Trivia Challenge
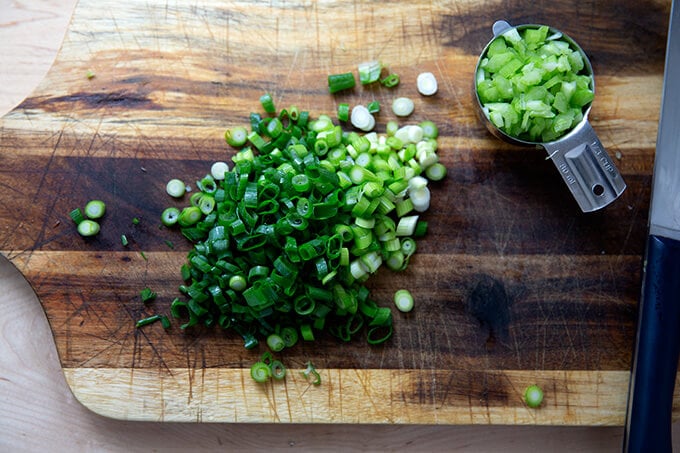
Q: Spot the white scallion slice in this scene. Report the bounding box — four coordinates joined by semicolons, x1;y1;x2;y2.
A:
210;161;230;180
392;97;415;117
166;178;186;198
396;215;419;236
417;72;438;96
410;186;431;212
408;175;428;191
394;289;414;312
350;105;375;131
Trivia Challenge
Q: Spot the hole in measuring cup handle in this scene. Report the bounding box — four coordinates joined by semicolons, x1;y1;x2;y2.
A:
542;121;626;212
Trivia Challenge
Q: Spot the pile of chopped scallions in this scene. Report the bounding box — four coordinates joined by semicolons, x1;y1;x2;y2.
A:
162;95;445;382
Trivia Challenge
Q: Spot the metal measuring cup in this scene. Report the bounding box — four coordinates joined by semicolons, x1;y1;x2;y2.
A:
474;20;626;212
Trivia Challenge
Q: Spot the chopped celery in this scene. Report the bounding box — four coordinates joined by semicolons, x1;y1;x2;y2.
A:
476;25;595;142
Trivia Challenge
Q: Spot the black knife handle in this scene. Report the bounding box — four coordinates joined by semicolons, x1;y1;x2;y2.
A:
625;235;680;453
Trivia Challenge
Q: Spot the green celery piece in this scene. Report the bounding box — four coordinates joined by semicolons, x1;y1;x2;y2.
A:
517;67;543;90
568;51;585;72
487;37;508;57
498;58;523;78
543;74;563;91
557;55;572;72
553;111;576;133
575;74;592;89
489;110;505;129
561;80;577;101
525;100;555;118
553;91;571;113
493;75;514;100
483;52;515;72
526;85;550;102
477;80;502;104
524;26;549;47
486;103;520;132
541;119;563;142
537;55;559;74
529;117;547;141
571;89;595;108
501;28;522;45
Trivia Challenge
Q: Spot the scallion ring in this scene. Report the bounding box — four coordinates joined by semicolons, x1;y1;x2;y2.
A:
269;360;286;380
77;219;100;237
84;200;106;219
425;162;447;181
178;206;202;227
392;97;414;117
210;161;230;180
416;72;438;96
394;289;414;312
350;105;375;132
266;333;285;352
380;73;400;88
166;179;186;198
524;384;544;408
225;126;248;147
337;103;350;122
250;361;271;383
260;93;276;114
161;207;180;226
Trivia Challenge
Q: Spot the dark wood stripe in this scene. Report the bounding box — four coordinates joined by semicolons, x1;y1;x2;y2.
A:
11;251;639;370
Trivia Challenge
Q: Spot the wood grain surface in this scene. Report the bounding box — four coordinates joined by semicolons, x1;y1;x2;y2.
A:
0;0;676;427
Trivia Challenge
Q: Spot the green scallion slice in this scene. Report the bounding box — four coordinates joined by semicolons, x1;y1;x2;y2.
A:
250;361;271;383
394;289;414;313
260;93;276;114
225;126;248;147
136;314;171;329
524;384;544;408
140;287;157;303
380;73;400;88
77;220;100;237
328;72;356;94
84;200;106;219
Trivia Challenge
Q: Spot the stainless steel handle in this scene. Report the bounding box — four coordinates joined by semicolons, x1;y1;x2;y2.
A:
542;121;627;212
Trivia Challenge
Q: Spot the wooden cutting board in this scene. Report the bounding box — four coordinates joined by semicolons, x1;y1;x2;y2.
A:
0;0;675;424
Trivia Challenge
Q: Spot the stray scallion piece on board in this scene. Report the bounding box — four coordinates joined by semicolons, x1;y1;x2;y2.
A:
476;25;594;142
84;200;106;219
524;384;544;408
136;314;171;329
301;361;321;385
163;93;443;371
358;60;382;85
394;289;414;313
166;179;186;198
380;73;400;88
328;72;356;93
77;220;100;237
70;200;106;237
417;72;438;96
140;287;157;303
250;352;287;383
